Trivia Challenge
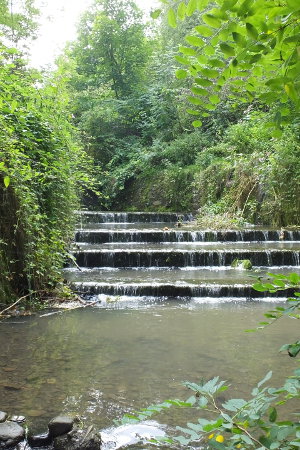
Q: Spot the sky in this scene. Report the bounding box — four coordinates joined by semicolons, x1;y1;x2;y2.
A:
29;0;159;68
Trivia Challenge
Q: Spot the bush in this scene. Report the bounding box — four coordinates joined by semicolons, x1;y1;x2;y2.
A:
0;47;95;303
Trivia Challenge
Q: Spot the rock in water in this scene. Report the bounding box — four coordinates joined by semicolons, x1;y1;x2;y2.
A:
48;416;74;438
28;432;52;447
231;258;252;270
0;413;7;424
0;421;25;448
53;427;101;450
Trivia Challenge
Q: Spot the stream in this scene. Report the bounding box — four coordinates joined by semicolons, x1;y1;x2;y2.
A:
0;211;299;447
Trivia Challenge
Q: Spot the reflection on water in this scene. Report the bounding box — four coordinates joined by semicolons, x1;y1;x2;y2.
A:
0;300;298;434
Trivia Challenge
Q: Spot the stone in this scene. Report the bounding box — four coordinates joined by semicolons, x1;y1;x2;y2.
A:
53;427;101;450
0;421;25;448
0;413;7;424
28;432;52;447
231;258;252;270
48;416;75;438
10;416;26;424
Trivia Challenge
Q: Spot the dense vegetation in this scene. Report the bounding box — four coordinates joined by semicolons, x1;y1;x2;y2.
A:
1;0;300;302
0;1;94;304
62;0;300;227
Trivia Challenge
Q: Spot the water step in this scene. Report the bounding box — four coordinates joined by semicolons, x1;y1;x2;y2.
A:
63;266;300;284
73;249;300;268
64;265;300;298
75;229;300;244
72;242;300;251
76;211;194;224
70;282;296;298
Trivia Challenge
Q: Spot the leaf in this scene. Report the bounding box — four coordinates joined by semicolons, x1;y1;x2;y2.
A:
257;371;272;388
198;396;208;407
204;102;217;110
150;9;162;19
232;32;246;47
188;96;204;105
185;35;205;47
195;77;213;86
250;53;262;63
222;398;247;412
221;0;238;11
287;343;300;357
201;68;219;77
246;22;258;40
202;14;221;28
176;69;188;79
179;46;197;56
238;0;255;16
208;58;226;68
269;407;277;423
284;82;298;103
288;272;300;284
187;109;200;115
186;422;203;432
195;25;213;37
252;283;267;292
204;45;216;55
175;55;190;65
186;0;198;16
209;441;226;449
220;43;235;56
168;8;177;28
192;120;202;127
191;86;209;95
209;94;220;104
177;2;186;21
283;34;300;44
4;176;10;188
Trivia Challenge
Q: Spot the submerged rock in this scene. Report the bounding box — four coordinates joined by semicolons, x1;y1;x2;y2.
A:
48;415;75;438
0;421;25;448
53;426;101;450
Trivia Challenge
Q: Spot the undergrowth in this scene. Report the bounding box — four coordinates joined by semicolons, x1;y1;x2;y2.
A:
0;45;96;304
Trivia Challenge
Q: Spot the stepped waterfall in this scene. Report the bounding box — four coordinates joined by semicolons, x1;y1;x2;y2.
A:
64;211;300;301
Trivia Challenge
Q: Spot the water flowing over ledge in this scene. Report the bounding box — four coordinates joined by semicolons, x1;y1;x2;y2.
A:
65;211;300;301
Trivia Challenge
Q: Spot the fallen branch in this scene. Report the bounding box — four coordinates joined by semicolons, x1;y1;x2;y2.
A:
0;292;37;317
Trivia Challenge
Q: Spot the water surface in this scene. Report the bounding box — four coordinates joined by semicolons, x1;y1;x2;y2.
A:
0;300;298;435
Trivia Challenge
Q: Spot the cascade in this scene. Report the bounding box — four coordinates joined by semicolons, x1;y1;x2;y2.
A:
64;212;300;301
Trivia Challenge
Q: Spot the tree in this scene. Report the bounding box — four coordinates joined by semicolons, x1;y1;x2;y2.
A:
0;0;38;46
71;0;148;99
154;0;300;131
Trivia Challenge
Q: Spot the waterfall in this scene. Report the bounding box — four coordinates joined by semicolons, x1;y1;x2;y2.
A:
66;212;300;301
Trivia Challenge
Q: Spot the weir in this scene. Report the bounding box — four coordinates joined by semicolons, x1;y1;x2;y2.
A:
64;212;300;300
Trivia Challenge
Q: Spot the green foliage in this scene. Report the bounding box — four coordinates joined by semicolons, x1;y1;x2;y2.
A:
250;273;300;357
71;0;148;99
0;44;95;303
0;0;39;45
118;370;300;448
158;0;300;129
231;259;253;269
192;113;300;225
